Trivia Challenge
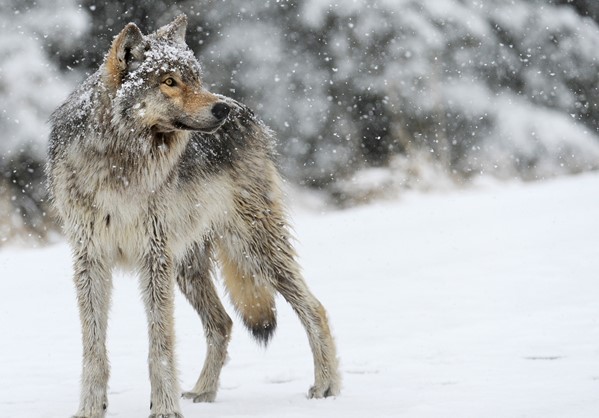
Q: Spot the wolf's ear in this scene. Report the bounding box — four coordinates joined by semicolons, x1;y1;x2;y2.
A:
104;23;144;90
155;14;188;45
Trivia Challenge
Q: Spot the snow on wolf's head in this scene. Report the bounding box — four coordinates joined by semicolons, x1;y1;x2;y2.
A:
103;15;230;134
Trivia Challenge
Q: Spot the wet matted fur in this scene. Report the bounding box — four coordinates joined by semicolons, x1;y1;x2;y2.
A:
47;15;340;418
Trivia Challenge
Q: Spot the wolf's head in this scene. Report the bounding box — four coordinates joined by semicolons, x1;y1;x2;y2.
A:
103;15;229;134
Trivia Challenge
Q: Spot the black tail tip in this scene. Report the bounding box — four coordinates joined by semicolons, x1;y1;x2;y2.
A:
248;319;277;346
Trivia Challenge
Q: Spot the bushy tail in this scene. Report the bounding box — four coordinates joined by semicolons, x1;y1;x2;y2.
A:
218;248;277;345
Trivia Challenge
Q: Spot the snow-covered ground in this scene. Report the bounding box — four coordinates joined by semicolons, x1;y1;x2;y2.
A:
1;173;598;417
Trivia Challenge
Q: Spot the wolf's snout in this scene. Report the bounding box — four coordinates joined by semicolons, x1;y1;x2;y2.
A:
211;102;230;121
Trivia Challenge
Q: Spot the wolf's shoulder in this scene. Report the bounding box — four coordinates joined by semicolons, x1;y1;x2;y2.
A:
48;71;102;159
50;71;102;133
180;96;276;177
216;96;275;147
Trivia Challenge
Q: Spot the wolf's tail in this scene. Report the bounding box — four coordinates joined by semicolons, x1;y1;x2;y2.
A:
218;248;277;345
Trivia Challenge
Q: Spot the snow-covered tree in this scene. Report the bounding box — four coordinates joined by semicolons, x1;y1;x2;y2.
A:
3;0;599;243
0;0;87;243
72;0;599;197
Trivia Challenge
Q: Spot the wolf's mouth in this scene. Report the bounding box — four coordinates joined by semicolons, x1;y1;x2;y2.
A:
153;120;224;134
173;120;224;133
172;121;199;131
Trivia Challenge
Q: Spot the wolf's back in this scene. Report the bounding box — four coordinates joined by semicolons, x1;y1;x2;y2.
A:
48;73;99;164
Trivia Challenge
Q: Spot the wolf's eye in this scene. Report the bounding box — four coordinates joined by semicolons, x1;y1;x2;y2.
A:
163;77;176;87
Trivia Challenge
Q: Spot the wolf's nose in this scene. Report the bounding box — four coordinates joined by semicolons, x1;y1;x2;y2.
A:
211;102;230;121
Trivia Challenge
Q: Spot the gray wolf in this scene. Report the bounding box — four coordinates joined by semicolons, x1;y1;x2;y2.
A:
47;15;340;418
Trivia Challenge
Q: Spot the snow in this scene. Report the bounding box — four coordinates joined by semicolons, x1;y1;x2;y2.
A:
2;173;599;417
5;0;599;199
0;0;85;157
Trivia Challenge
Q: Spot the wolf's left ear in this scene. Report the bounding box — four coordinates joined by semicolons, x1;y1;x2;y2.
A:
156;14;188;45
104;22;145;90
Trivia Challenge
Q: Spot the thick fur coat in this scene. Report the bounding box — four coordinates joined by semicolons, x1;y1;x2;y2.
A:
47;15;339;418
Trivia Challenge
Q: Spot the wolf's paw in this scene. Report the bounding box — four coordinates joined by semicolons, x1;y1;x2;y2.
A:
148;413;183;418
308;382;340;399
72;405;107;418
182;390;217;403
72;415;104;418
72;398;107;418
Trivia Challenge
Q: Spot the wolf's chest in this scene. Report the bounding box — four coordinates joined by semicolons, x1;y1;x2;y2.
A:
90;175;234;265
87;189;151;265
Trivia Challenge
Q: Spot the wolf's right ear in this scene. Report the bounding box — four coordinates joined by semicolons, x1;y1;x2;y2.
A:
104;23;144;90
155;14;188;45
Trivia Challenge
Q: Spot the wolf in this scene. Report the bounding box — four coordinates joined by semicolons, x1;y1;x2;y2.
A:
47;15;340;418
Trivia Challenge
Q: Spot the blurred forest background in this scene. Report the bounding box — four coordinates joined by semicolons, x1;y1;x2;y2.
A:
2;0;599;243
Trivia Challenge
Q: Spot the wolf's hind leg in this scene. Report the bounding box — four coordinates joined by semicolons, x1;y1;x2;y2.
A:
177;242;232;403
273;273;341;398
221;186;341;398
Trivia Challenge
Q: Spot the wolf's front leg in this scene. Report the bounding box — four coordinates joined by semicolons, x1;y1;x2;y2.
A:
140;221;183;418
72;250;112;418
